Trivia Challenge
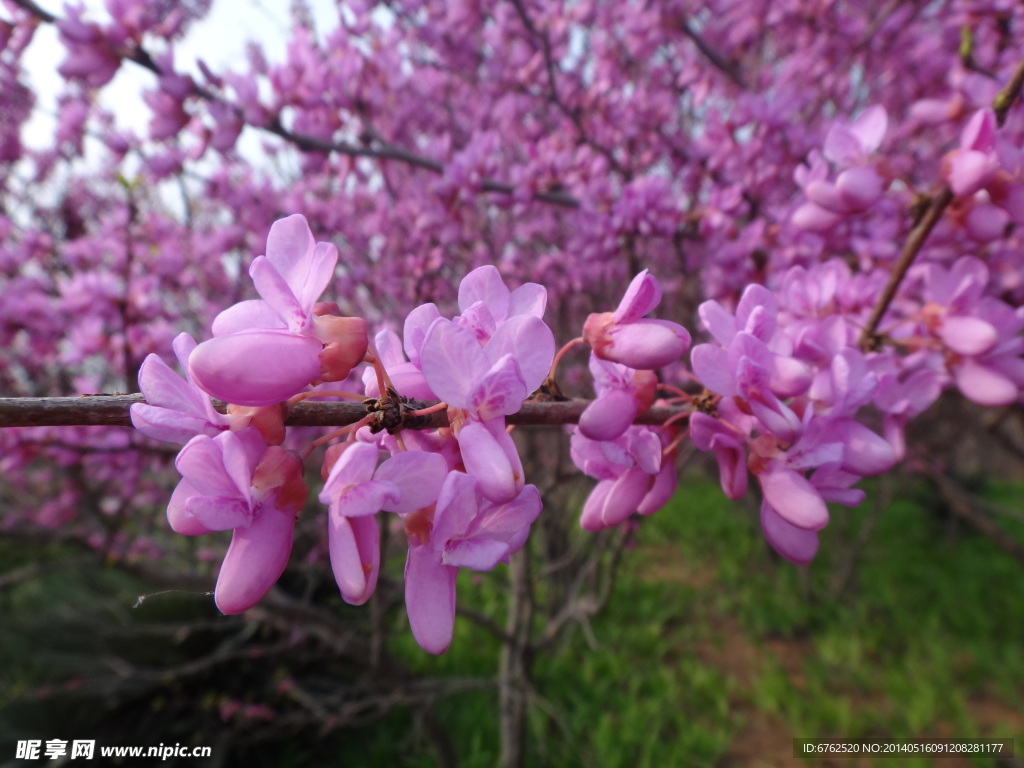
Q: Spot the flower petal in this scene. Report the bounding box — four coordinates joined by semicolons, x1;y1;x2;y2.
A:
337;480;401;518
466;484;542;541
175;434;244;499
250;256;308;333
485;315;555;394
637;460;677;516
404;544;457;655
578;389;638;441
458;420;523;503
329;512;379;605
613;270;662;324
444;538;510;570
836;166;884;210
186;495;253;531
606;319;690;370
421;319;489;408
458;265;510;320
840;420;896;476
432;470;480;546
508;282;547;318
579;468;652;531
954;359;1018;406
691;344;738;396
264;213;316;290
375;450;448;515
937;316;998;356
759;466;828;530
760;500;819;565
137;352;204;414
215;504;295;614
320;442;380;502
211;299;283;336
850;105;887;154
403;303;441;366
468;354;527;420
823;123;863;166
698;300;737;346
189;330;322;406
167;479;214;535
131;403;217;445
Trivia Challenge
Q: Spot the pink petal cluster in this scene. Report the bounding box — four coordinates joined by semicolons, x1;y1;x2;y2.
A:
171;427;306;614
688;281;897;564
942;109;1024;242
189;214;368;406
793;106;890;231
915;257;1024;406
583;270;691;370
404;472;541;654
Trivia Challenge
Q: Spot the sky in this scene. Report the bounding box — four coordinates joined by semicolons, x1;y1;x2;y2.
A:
17;0;339;148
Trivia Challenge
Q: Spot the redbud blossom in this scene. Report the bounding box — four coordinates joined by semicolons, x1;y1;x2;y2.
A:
189;214;368;406
404;472;541;654
583;270;691;370
170;428;307;614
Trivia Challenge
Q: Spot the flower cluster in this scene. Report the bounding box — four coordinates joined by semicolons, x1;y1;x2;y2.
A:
123;182;1024;648
5;0;1024;665
131;216;553;653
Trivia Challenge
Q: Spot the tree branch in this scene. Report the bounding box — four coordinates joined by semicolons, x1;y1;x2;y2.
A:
678;18;747;90
926;468;1024;567
0;395;689;429
858;55;1024;349
10;0;580;209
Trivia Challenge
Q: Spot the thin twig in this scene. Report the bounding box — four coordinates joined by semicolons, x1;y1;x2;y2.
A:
507;0;622;172
926;468;1024;567
857;186;954;349
679;18;746;90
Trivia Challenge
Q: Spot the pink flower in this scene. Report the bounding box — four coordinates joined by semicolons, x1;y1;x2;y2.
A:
319;443;447;605
404;472;541;654
583;271;691;370
420;280;554;501
170;428;307;614
577;355;658;442
56;4;122;88
760;499;818;566
920;257;1024;406
793;106;889;229
571;426;666;530
947;109;999;197
131;332;230;444
189;215;368;406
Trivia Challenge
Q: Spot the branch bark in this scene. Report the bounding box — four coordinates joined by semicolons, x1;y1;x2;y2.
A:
0;395;689;429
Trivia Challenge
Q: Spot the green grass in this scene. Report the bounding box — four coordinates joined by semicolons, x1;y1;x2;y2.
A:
3;473;1022;766
357;473;1024;766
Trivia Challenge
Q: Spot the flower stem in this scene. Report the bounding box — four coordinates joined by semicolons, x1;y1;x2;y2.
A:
302;413;374;459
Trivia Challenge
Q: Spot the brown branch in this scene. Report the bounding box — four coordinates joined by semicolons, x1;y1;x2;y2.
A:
857;185;954;349
9;0;55;22
507;0;622;173
926;468;1024;567
993;56;1024;127
679;18;747;90
859;55;1024;349
11;0;580;209
0;395;689;429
